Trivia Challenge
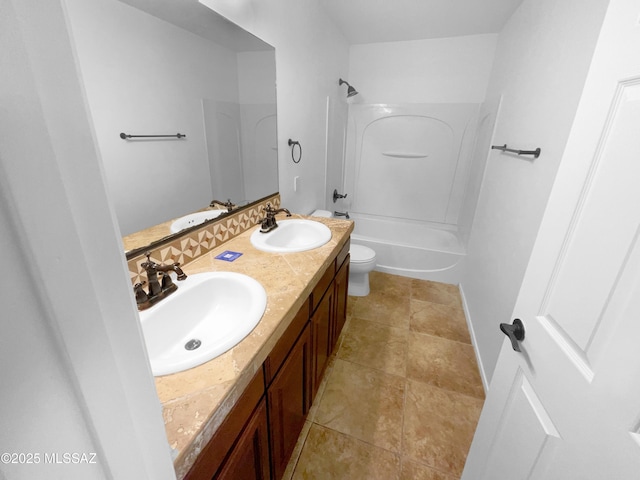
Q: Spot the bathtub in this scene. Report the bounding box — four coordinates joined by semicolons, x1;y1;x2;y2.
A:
348;213;466;285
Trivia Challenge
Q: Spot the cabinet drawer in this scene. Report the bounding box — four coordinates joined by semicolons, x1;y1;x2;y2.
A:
264;297;310;385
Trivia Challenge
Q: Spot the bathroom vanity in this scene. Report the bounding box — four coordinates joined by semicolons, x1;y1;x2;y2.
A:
126;206;353;480
185;238;350;480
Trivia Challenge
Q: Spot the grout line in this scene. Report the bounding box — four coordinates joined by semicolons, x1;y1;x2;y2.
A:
310;422;402;457
409;329;480;348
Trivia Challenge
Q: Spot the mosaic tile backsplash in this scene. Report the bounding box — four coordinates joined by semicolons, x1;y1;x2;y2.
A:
127;194;280;284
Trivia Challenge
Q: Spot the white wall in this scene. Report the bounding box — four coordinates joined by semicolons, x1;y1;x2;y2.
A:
348;34;498;105
237;51;278;202
200;0;350;215
238;50;276;105
0;206;105;479
461;0;610;384
1;0;176;477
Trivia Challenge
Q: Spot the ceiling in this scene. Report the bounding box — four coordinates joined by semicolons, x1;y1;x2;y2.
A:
319;0;524;44
120;0;272;51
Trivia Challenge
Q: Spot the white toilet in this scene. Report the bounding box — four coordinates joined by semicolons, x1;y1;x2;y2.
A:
311;210;377;296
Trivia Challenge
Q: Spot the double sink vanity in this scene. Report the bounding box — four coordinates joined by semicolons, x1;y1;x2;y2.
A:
125;197;353;479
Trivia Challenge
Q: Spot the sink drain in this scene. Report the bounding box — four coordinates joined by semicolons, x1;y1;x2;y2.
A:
185;339;202;351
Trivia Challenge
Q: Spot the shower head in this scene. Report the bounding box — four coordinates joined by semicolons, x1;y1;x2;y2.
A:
339;78;358;98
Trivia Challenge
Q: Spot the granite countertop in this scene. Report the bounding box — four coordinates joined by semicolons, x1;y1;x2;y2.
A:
151;214;353;479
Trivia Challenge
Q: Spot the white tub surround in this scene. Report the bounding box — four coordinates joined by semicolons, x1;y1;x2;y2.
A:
337;103;478;284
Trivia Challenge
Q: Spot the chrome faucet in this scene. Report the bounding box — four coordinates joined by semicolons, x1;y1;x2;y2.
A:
334;210;350;219
259;203;291;233
210;198;236;212
134;252;187;310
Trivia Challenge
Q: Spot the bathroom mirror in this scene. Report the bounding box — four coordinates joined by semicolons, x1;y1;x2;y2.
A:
66;0;278;247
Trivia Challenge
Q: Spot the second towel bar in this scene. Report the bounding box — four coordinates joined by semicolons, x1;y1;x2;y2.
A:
491;144;541;158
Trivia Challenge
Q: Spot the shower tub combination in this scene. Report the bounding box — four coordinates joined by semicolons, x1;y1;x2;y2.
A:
338;103;479;285
349;213;465;285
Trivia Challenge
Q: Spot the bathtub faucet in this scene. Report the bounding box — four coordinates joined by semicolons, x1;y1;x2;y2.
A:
334;210;350;219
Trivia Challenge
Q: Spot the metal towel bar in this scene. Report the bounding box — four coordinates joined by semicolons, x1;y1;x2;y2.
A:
491;144;541;158
120;132;186;139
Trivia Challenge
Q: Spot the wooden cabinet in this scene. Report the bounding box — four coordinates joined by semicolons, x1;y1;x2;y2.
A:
215;398;270;480
310;284;334;398
267;322;311;480
186;238;351;480
331;253;350;350
184;370;266;480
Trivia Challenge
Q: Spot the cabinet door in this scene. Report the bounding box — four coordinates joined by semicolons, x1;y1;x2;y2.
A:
311;286;333;399
185;370;265;480
268;322;311;480
331;254;350;350
215;398;270;480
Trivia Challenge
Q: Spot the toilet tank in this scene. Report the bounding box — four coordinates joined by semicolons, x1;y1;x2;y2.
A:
311;209;333;218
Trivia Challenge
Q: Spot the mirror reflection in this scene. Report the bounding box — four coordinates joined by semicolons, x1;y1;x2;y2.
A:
66;0;278;240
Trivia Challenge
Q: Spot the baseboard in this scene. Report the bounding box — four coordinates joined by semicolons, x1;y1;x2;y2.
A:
458;283;489;393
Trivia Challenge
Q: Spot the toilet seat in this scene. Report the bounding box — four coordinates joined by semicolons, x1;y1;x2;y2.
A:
350;244;376;263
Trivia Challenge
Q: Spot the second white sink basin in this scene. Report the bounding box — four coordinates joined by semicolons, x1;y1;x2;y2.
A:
139;272;267;376
250;219;332;253
170;210;225;233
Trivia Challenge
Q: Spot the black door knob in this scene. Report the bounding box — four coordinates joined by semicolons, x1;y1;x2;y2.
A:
500;318;525;352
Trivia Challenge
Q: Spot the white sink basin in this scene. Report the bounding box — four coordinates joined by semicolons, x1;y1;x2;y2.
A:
139;272;267;376
170;210;225;233
250;219;332;253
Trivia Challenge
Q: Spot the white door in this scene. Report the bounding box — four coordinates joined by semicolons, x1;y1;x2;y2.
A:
462;1;640;478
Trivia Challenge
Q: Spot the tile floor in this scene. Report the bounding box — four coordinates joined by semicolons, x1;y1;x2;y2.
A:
284;271;485;480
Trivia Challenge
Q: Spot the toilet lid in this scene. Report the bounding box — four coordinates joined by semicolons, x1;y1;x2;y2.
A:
350;244;376;263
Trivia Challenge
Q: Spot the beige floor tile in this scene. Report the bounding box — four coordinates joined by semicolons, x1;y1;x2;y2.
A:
314;359;405;453
338;317;409;376
411;279;461;307
347;295;358;317
410;299;471;344
407;332;484;399
403;380;483;477
352;290;410;329
370;270;413;296
400;459;458;480
290;273;485;480
292;424;400;480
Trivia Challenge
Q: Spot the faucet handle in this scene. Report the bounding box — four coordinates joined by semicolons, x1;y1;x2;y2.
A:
264;203;276;215
133;282;149;304
141;251;156;268
224;198;236;211
160;272;174;289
